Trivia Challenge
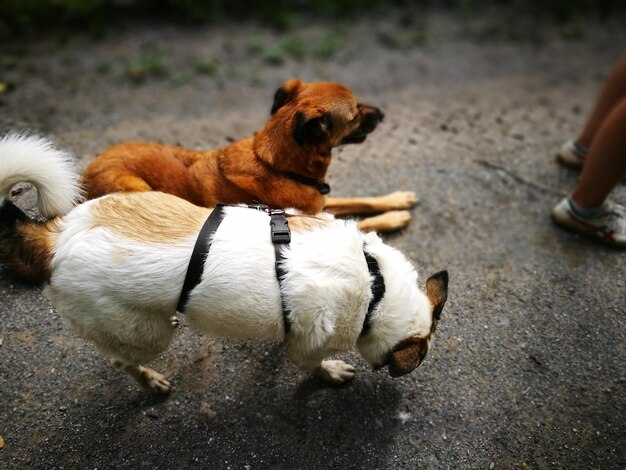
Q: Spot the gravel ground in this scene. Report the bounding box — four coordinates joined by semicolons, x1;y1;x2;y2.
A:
1;9;625;469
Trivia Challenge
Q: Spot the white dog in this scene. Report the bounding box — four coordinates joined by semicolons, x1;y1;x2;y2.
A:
0;133;448;393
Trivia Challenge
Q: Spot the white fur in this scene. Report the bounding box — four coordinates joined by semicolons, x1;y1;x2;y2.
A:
47;198;194;364
0;133;82;217
43;199;435;390
1;134;439;392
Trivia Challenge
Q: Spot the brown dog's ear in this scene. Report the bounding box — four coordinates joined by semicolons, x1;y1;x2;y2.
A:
292;111;332;147
426;270;448;321
388;337;427;378
271;79;301;114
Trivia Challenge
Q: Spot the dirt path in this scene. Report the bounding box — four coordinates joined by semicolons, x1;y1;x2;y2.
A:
1;10;625;469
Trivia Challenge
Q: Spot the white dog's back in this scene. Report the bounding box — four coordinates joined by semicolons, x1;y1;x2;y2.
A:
187;206;371;347
46;196;375;359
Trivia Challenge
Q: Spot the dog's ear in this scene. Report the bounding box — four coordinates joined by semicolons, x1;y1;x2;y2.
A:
388;337;427;378
426;270;448;321
292;111;332;147
271;79;301;114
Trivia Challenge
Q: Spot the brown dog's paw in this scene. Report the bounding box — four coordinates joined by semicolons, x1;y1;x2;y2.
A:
386;210;412;228
315;360;356;384
384;191;419;210
170;315;180;328
358;210;412;233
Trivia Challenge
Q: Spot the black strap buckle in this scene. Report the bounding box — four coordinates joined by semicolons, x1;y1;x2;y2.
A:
270;209;291;244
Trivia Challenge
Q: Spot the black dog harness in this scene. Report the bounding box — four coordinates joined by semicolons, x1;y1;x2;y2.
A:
361;249;386;337
176;204;385;337
176;204;293;332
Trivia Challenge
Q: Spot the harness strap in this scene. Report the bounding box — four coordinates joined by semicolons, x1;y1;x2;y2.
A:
177;204;226;313
176;204;293;337
177;204;383;340
270;210;292;334
360;248;386;337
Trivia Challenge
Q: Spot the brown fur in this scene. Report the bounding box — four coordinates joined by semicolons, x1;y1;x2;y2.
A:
81;80;415;232
90;192;210;244
1;219;59;283
286;214;333;233
388;271;449;377
426;270;448;324
389;336;429;377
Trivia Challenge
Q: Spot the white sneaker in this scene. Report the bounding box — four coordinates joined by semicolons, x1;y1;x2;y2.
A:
556;139;586;167
551;197;626;247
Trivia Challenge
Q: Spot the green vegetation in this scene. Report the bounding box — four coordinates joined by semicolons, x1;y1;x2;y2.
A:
0;0;109;35
246;37;265;55
317;32;343;60
0;1;622;39
280;36;307;61
194;58;220;76
246;31;345;64
262;46;285;66
126;53;167;83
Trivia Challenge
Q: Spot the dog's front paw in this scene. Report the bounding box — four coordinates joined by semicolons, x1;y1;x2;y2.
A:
316;360;356;384
140;367;171;394
170;315;180;328
383;210;412;229
385;191;419;209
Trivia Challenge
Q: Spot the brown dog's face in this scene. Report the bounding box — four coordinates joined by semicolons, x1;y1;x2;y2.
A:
270;79;384;151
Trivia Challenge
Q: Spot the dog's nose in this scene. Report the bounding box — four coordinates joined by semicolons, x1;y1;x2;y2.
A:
374;108;384;122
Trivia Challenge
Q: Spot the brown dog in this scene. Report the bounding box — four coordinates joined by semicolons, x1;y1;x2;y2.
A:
81;80;417;232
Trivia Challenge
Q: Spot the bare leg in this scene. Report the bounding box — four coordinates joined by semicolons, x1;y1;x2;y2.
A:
571;98;626;208
111;358;171;394
578;57;626;149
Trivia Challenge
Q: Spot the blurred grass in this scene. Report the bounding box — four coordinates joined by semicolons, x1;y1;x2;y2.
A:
126;53;167;82
0;0;623;39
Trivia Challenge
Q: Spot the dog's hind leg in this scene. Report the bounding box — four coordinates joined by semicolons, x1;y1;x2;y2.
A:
111;358;171;394
81;171;152;199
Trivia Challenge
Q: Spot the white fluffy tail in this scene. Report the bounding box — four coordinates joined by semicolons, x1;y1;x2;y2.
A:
0;133;82;218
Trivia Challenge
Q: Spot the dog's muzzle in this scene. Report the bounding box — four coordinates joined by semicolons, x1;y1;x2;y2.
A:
340;106;384;145
375;351;426;377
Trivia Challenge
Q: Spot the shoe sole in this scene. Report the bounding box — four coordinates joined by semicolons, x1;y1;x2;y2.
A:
556;152;584;168
551;211;626;248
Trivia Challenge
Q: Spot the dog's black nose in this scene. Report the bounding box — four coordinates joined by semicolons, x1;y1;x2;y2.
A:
375;108;384;122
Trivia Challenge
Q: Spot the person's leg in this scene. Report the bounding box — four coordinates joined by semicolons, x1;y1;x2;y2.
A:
552;97;626;247
577;57;626;149
571;97;626;208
